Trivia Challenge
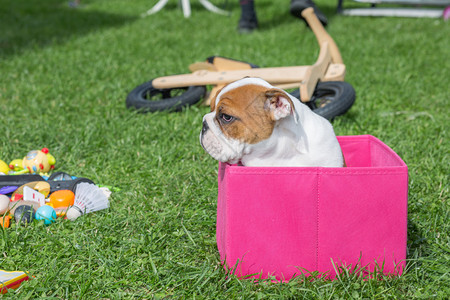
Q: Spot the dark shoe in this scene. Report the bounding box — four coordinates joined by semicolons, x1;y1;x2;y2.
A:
237;17;258;34
290;0;328;27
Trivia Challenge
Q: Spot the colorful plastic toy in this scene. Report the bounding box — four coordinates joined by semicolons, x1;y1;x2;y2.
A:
0;270;30;294
49;190;75;208
22;148;56;174
0;169;111;226
0;195;10;215
5;148;56;175
0;216;10;228
11;181;51;201
13;205;35;225
0;186;17;195
35;205;57;225
9;200;39;216
8;159;24;172
0;160;9;174
0;173;94;195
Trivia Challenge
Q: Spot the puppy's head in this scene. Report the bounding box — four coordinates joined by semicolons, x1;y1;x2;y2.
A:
200;77;296;164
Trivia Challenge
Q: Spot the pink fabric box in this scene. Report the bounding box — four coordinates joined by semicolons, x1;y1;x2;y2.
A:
216;135;408;281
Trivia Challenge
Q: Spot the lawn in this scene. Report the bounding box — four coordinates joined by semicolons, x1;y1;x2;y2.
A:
0;0;448;298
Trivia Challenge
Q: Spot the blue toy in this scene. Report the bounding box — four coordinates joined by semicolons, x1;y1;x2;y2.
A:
35;205;57;225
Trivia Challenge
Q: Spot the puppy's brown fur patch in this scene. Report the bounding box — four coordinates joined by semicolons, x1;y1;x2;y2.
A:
212;85;293;144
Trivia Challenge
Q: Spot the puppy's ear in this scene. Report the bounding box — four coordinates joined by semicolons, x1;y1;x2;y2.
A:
210;86;224;112
265;89;297;122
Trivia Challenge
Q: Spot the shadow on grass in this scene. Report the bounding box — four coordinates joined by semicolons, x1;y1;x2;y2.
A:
0;0;137;58
407;219;429;257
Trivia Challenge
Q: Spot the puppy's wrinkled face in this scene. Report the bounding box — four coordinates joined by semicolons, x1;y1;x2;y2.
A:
200;80;295;164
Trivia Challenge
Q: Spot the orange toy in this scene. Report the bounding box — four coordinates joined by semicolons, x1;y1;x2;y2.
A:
0;216;10;229
49;190;75;208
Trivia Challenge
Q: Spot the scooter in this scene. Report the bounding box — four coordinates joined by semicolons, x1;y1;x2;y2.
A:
126;8;355;120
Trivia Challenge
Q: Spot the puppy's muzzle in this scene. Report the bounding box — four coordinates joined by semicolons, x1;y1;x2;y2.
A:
201;120;209;136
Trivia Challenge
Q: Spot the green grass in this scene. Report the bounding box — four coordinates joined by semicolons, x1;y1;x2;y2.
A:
0;0;449;298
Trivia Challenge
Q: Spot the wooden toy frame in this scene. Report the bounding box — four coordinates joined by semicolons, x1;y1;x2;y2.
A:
154;8;345;103
126;8;355;119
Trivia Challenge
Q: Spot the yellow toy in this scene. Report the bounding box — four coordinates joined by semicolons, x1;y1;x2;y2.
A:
2;149;55;175
11;181;51;200
8;159;24;172
0;160;9;174
49;190;75;208
22;148;55;174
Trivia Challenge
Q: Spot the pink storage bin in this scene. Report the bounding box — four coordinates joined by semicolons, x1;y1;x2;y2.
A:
216;135;408;281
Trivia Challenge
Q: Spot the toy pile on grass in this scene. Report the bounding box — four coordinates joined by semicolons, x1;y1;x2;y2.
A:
0;148;111;228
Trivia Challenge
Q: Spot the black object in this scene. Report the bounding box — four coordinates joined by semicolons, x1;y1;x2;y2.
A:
206;56;260;69
289;81;356;120
0;175;44;189
48;171;73;181
126;79;355;120
47;171;94;192
49;177;94;193
290;0;328;27
126;80;206;113
14;205;35;225
66;178;95;192
237;0;258;33
0;174;95;193
126;56;258;113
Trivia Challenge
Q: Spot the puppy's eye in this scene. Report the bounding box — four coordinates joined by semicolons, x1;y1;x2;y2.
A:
219;113;235;124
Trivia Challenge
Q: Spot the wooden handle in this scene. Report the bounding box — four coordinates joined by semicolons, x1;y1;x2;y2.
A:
153;66;311;89
301;7;343;64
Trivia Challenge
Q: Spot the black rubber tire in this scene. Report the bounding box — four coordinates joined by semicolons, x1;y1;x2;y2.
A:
126;80;206;113
289;81;356;120
48;172;73;181
48;177;95;193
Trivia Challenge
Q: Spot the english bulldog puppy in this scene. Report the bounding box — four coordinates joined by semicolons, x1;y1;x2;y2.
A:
200;77;345;167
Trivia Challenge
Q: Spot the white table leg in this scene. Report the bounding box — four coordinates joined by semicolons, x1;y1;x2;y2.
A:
142;0;170;17
142;0;229;18
181;0;192;18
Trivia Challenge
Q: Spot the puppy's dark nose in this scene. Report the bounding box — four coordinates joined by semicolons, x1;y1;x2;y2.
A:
202;121;209;135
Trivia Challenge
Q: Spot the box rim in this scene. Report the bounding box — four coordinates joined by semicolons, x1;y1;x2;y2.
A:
221;135;407;174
